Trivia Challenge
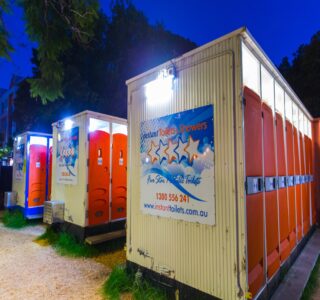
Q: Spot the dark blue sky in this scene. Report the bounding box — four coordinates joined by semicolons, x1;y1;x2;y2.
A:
0;0;319;89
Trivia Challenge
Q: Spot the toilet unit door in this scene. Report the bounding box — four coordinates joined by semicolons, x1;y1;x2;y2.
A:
111;133;127;221
263;103;280;277
293;127;302;241
244;87;265;297
48;146;53;201
285;120;296;250
88;130;110;226
276;113;290;262
28;144;47;207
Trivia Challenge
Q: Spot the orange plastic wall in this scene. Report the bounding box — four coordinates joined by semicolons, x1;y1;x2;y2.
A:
48;146;52;201
263;103;280;277
28;144;47;207
276;113;290;262
293;127;302;241
312;120;320;224
111;133;127;220
285;120;296;250
244;87;265;297
88;130;110;226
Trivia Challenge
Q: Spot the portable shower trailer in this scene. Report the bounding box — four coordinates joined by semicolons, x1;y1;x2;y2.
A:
51;111;127;241
12;132;52;219
126;27;317;300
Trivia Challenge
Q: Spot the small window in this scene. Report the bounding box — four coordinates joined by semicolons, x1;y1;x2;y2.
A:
261;66;274;111
275;82;284;116
242;43;260;95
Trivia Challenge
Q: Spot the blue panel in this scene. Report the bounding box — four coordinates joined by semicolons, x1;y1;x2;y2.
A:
23;206;44;219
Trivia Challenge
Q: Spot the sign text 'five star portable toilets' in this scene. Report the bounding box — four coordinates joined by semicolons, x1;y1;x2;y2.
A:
11;132;52;218
50;111;127;241
125;27;318;300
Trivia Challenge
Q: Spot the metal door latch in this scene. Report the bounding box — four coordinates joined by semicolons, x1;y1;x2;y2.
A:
246;177;264;195
278;176;287;189
265;177;277;192
287;176;294;187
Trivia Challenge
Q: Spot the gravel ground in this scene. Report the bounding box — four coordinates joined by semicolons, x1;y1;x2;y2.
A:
0;223;110;300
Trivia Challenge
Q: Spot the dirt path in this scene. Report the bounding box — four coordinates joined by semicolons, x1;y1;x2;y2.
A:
0;223;110;300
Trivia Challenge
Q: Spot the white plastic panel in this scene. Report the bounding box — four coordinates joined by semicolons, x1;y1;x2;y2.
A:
261;65;274;111
29;136;47;146
285;93;293;122
299;110;304;134
89;117;110;133
242;43;260;95
112;123;127;135
293;102;299;128
275;81;285;116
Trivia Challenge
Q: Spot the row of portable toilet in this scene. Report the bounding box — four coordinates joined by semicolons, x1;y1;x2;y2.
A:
11;111;127;238
244;86;316;296
124;27;320;300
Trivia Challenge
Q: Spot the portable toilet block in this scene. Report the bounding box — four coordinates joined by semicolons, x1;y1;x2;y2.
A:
125;27;317;300
12;132;52;219
51;111;127;240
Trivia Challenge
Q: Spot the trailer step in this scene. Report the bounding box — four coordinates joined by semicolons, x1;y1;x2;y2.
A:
85;229;126;245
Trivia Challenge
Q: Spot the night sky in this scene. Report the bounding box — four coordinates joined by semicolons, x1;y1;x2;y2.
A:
0;0;319;89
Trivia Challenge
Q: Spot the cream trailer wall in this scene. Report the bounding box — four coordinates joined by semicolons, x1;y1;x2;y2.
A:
126;33;247;299
51;113;88;227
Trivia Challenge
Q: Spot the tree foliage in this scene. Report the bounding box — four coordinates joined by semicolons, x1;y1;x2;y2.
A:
279;31;320;117
13;1;196;132
20;0;99;103
0;0;12;59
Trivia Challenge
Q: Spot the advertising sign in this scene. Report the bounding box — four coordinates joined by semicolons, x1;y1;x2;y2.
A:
15;140;25;181
56;126;79;185
140;105;215;225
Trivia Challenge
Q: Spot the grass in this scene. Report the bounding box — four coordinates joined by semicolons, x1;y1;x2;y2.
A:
35;227;98;257
102;265;167;300
301;255;320;300
0;209;41;229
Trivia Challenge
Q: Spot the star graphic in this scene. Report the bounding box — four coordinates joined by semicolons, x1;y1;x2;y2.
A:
174;137;188;163
147;141;159;164
165;139;177;164
156;140;168;164
184;135;200;163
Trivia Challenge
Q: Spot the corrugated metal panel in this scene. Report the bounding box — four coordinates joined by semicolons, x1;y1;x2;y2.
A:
127;35;247;299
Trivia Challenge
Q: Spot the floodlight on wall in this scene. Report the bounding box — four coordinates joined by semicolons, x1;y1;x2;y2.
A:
64;119;74;130
145;66;176;106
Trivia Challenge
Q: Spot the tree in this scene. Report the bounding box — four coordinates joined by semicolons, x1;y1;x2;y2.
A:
0;0;12;59
1;0;100;103
279;31;320;117
102;0;196;117
14;1;197;131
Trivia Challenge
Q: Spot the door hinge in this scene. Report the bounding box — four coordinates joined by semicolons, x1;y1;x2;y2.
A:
261;111;264;118
87;133;90;141
243;97;246;106
87;158;89;167
87;184;89;192
110;178;112;184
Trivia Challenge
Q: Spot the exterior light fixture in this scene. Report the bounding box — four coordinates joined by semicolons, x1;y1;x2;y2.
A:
145;66;176;106
64;119;74;130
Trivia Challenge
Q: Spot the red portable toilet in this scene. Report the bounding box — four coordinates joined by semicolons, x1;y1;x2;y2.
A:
11;132;52;218
51;111;127;241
